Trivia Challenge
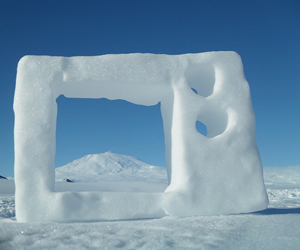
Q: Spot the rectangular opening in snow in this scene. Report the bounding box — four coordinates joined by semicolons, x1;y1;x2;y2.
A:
55;96;168;193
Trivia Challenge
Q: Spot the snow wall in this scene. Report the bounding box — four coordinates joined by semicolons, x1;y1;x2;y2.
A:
14;52;268;222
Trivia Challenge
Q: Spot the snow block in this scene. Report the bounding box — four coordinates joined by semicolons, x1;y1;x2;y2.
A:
14;52;268;222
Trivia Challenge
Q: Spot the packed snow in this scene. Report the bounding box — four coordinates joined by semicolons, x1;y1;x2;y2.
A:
0;155;300;249
14;52;267;222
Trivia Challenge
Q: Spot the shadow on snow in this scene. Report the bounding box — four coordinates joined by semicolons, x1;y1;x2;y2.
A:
253;207;300;215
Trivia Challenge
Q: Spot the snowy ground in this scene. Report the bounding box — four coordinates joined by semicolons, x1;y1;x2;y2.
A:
1;166;300;249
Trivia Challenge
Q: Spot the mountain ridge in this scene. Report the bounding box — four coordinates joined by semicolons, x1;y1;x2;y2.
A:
55;152;168;183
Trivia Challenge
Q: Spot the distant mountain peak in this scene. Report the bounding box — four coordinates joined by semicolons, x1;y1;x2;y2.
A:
55;152;168;183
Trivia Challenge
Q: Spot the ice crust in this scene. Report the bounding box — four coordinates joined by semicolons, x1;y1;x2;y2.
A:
14;52;268;222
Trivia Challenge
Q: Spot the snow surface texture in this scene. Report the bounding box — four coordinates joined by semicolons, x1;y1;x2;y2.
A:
1;165;300;250
14;52;268;222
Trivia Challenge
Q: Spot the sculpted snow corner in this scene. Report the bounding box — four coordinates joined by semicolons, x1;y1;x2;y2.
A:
13;52;268;222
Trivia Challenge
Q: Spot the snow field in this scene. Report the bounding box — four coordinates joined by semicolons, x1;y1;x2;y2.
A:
1;165;300;249
1;187;300;250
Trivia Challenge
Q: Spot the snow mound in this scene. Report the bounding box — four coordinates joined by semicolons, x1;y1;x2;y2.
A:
55;152;168;183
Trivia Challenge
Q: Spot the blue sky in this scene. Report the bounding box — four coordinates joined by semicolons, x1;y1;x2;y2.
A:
0;0;299;177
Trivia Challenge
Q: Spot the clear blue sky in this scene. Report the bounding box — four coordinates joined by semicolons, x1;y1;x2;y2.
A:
0;0;299;178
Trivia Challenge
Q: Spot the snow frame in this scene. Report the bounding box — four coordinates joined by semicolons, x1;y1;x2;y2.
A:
14;52;268;222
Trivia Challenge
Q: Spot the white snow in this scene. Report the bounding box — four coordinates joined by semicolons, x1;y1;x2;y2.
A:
13;52;267;222
55;152;168;183
1;164;300;249
55;152;168;193
264;166;300;189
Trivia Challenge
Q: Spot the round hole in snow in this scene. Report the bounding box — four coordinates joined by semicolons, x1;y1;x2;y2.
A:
185;63;215;97
191;88;198;94
196;120;207;136
197;104;228;138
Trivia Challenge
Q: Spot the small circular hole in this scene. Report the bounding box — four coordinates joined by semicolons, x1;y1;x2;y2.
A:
191;88;198;94
196;120;207;136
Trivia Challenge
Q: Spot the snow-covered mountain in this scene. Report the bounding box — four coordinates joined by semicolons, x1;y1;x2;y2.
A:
264;166;300;189
55;152;168;183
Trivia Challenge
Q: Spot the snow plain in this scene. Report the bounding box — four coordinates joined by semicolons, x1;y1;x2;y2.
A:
1;154;300;249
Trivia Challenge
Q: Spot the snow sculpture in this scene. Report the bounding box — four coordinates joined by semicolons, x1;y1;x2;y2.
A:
14;52;268;222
